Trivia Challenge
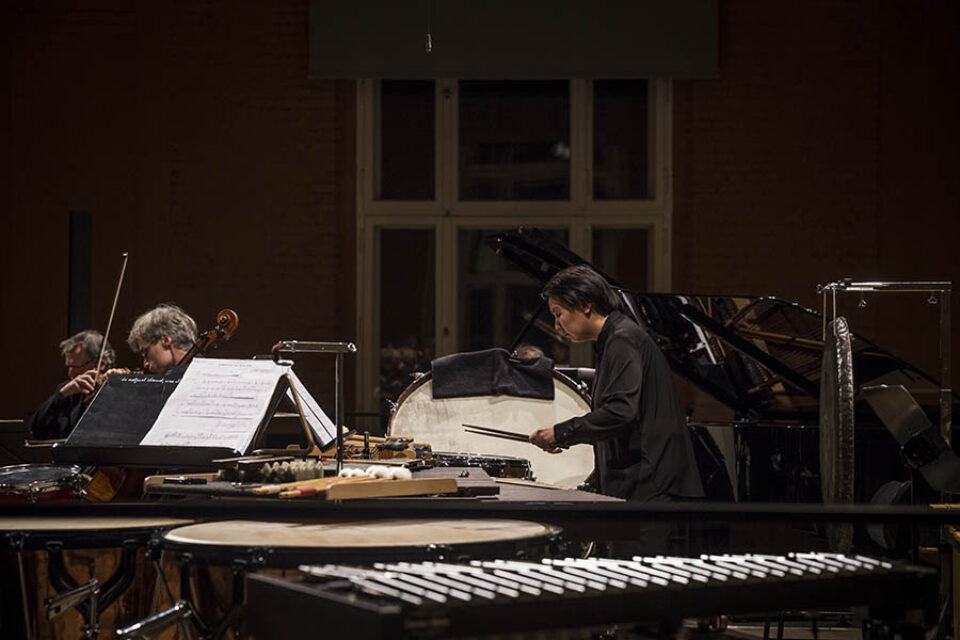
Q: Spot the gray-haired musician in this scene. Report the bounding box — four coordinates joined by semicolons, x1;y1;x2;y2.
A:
529;265;704;554
27;330;116;440
127;304;197;375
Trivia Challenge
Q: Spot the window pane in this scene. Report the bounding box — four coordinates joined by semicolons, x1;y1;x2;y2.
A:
378;229;435;428
593;80;651;200
459;81;570;201
377;80;435;200
458;227;569;364
591;228;650;290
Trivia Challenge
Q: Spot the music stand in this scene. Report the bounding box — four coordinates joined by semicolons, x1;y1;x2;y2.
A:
271;340;356;475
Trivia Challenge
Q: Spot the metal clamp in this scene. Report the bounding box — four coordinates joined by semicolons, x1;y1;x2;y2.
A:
116;600;197;640
45;578;99;622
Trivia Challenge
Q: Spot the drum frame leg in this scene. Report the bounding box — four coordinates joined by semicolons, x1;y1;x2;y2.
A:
177;555;232;639
16;551;35;640
206;564;246;640
179;558;209;634
45;540;142;637
97;540;140;612
174;557;247;640
151;554;197;639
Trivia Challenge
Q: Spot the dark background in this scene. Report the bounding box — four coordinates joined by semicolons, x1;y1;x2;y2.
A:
2;0;957;422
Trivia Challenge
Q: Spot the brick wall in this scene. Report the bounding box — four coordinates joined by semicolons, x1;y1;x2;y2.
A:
1;0;356;420
673;0;960;386
2;0;957;428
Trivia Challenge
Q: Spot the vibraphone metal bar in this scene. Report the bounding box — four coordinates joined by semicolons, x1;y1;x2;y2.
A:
246;553;936;639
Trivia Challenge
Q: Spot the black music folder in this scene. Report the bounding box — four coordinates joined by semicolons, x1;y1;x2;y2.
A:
51;360;328;468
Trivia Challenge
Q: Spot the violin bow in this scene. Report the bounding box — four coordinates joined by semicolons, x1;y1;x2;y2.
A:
94;252;129;374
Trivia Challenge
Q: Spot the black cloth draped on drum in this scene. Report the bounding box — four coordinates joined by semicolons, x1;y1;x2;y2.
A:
553;310;703;502
27;383;86;440
432;348;554;400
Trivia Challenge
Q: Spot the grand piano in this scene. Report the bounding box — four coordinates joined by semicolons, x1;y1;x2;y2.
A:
488;227;958;511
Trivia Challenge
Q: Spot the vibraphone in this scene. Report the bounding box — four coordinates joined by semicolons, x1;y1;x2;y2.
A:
246;553;936;638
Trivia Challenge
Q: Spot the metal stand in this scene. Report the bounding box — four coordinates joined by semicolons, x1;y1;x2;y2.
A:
819;278;953;637
818;280;952;445
272;340;357;475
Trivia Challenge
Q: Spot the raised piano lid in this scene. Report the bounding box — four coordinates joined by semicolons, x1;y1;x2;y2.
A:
488;227;956;423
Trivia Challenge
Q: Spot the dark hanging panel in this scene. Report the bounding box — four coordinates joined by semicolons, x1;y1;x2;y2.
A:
309;0;718;79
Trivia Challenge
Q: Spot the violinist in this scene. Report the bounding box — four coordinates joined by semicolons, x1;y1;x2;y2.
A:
126;304;198;375
28;330;119;440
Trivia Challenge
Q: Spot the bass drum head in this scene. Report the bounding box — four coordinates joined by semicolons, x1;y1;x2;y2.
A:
389;371;594;488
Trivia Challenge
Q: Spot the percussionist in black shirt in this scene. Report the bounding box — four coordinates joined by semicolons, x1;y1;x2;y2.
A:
529;265;703;554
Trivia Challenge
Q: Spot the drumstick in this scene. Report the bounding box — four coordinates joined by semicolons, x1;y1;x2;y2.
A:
464;428;529;443
462;424;530;442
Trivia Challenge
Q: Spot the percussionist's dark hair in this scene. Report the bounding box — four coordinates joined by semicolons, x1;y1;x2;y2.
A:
541;265;622;316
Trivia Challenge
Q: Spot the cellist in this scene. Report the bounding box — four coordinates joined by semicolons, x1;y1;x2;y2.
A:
126;304;198;375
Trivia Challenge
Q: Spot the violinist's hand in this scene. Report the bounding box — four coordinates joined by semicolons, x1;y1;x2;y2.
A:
529;426;562;454
60;369;98;397
102;368;127;379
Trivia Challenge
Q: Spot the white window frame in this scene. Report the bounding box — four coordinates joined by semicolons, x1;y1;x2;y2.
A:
355;78;673;418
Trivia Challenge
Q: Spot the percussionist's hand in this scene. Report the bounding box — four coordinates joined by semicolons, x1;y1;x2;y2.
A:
529;427;562;454
60;370;98;397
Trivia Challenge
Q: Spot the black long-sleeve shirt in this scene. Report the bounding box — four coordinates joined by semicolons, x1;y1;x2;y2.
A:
553;310;704;501
27;382;86;440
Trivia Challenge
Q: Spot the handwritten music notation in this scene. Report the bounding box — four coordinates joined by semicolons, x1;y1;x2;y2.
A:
140;359;285;452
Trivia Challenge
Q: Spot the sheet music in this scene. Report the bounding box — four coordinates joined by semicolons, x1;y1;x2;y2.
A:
141;358;284;451
283;369;338;447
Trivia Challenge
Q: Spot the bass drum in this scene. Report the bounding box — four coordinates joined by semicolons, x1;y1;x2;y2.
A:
389;370;594;488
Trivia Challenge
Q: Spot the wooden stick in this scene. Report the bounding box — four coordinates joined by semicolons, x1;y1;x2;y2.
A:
251;475;376;495
279;477;458;500
493;477;566;490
